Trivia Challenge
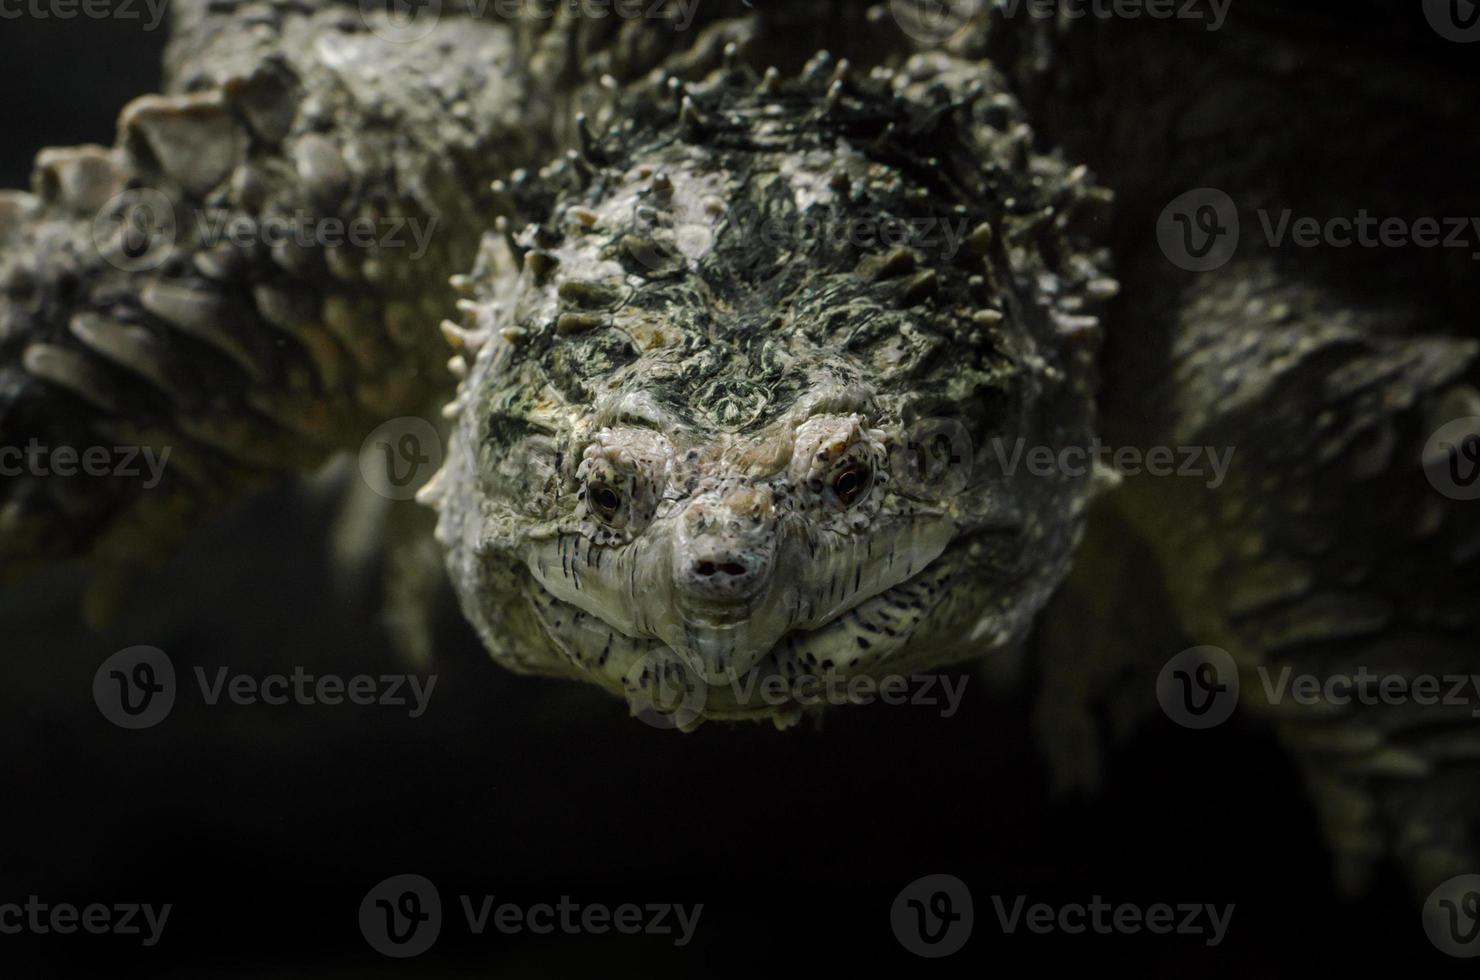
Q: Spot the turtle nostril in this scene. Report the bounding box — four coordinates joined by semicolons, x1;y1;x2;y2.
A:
690;558;752;579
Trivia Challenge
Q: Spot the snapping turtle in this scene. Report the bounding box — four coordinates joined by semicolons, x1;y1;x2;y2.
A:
424;48;1110;733
2;0;1478;903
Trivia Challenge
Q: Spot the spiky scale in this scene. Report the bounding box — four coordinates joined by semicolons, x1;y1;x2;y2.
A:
430;51;1113;735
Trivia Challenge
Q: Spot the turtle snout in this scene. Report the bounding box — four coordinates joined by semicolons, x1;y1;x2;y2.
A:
674;486;776;606
684;550;769;598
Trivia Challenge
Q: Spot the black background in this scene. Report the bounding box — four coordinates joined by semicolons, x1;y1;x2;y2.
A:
0;3;1473;976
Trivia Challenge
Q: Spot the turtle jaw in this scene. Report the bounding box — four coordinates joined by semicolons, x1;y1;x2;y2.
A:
521;502;961;689
519;534;970;728
669;593;788;682
519;522;799;682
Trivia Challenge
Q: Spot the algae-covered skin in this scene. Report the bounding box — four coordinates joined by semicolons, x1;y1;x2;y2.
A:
4;0;1480;903
423;53;1114;728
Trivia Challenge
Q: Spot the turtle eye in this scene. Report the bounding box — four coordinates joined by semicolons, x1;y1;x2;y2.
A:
831;463;872;508
575;430;667;539
589;483;623;525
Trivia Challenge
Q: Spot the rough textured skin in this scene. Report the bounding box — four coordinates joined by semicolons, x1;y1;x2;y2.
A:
424;51;1112;728
0;3;523;619
3;0;1479;901
0;0;799;617
955;3;1480;898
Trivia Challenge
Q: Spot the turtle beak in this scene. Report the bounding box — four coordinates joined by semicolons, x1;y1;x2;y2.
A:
662;484;790;679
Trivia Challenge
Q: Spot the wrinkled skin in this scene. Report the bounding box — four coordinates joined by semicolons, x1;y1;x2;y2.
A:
3;0;1476;900
425;54;1114;728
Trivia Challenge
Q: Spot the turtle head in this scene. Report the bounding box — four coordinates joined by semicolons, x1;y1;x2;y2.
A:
424;53;1113;727
499;369;961;688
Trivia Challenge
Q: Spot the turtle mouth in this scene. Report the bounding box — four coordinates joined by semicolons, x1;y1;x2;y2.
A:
523;537;966;724
754;548;960;673
674;587;768;629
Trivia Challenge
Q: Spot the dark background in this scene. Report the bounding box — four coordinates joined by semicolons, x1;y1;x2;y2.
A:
0;3;1474;976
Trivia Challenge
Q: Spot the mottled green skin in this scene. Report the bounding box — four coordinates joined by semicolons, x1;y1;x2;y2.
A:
427;54;1114;727
6;0;1480;899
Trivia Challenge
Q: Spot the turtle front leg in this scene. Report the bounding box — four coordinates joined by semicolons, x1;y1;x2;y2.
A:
0;0;881;620
1109;252;1480;898
0;8;530;617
